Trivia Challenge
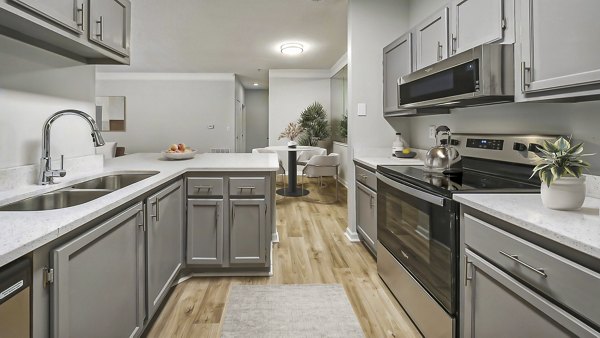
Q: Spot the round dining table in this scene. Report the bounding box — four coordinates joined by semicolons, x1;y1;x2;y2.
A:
265;145;322;197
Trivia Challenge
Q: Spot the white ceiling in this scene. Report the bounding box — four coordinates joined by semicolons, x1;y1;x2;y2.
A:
99;0;348;88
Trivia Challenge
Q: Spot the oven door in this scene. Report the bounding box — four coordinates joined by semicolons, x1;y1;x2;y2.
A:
376;172;457;314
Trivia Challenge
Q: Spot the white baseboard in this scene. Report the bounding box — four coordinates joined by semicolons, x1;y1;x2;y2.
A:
272;231;280;243
344;227;360;242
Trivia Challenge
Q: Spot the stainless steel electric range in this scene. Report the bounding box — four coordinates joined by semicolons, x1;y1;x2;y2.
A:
376;134;558;338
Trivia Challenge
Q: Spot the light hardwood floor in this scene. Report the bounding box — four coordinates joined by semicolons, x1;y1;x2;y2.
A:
146;178;421;338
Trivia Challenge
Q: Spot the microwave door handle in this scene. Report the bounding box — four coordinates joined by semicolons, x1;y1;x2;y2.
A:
397;77;402;108
376;172;445;206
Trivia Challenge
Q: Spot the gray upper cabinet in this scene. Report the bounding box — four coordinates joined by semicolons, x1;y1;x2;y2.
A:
146;180;184;320
383;32;412;114
415;7;449;70
449;0;505;55
187;199;224;266
356;181;377;255
51;202;145;338
88;0;130;56
230;199;267;265
8;0;84;34
517;0;600;100
464;249;598;338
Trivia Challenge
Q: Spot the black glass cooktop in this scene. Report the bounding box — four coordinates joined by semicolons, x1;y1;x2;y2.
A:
378;162;540;198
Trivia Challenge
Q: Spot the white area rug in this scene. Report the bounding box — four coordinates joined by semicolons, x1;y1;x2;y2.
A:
221;284;365;338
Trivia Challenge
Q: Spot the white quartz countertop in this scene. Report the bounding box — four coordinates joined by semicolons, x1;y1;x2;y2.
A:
0;153;279;268
354;156;424;170
455;194;600;260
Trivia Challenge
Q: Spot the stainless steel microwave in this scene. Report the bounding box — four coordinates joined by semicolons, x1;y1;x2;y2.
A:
398;44;514;109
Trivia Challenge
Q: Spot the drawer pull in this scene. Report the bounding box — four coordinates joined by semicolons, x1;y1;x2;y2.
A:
237;186;256;191
194;185;213;191
499;251;547;278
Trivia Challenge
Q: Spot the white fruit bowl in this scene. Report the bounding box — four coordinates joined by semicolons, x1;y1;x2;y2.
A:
161;149;197;160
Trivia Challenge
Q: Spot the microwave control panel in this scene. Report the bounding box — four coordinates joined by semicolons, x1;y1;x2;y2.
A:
466;138;504;150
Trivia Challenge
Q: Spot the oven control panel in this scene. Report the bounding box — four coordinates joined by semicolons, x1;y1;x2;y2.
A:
466;138;504;150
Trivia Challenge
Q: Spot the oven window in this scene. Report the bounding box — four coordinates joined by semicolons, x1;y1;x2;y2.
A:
378;179;456;313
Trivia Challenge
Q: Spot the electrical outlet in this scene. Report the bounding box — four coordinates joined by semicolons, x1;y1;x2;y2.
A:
428;126;437;139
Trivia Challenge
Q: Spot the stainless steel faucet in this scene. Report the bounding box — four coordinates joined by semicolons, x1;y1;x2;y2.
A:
39;109;106;185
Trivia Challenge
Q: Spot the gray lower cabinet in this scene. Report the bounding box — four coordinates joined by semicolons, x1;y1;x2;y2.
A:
230;199;267;265
356;181;377;254
464;248;598;338
50;202;145;338
517;0;600;100
146;180;184;320
88;0;130;56
187;199;224;265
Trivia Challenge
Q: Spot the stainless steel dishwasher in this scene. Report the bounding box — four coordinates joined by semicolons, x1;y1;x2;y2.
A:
0;257;31;338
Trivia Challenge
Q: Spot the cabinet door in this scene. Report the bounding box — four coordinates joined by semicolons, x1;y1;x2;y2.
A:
464;249;599;338
88;0;130;56
230;199;267;265
383;32;412;113
187;199;223;265
415;7;449;70
450;0;503;55
51;202;145;338
520;0;600;94
9;0;84;34
147;180;184;319
356;182;376;253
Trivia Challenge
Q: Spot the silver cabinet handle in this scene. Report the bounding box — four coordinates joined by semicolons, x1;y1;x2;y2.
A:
464;255;472;286
396;77;402;108
499;251;547;278
96;16;103;41
451;34;457;55
194;185;213;191
521;61;531;93
151;197;160;221
214;205;218;228
76;3;84;30
238;186;256;192
369;195;374;209
437;41;443;61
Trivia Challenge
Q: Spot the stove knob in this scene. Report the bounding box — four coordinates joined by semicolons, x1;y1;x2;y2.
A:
513;142;527;151
528;143;542;153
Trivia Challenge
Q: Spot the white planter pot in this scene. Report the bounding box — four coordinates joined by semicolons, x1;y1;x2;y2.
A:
287;140;298;148
540;176;586;210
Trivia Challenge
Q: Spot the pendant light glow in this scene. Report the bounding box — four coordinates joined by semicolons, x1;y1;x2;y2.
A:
280;43;304;56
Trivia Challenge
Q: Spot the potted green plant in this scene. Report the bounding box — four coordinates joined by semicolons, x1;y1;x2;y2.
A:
278;122;304;148
339;111;348;143
297;102;330;147
531;136;594;210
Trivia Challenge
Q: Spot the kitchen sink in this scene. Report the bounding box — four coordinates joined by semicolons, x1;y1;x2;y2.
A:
71;172;159;190
0;171;159;211
0;190;112;211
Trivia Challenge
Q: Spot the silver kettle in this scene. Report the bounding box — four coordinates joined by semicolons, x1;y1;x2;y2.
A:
424;126;462;174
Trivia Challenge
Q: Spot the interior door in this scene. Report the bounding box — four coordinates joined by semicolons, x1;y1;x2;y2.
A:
415;7;449;70
520;0;600;93
450;0;503;55
51;203;145;338
146;180;184;320
9;0;84;34
88;0;130;56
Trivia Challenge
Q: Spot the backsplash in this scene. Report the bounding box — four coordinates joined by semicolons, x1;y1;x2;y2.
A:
585;175;600;198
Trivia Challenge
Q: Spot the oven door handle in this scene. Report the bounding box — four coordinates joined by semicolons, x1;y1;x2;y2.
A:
376;172;445;206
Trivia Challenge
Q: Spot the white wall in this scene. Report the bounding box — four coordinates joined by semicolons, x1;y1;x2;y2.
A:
268;70;331;146
345;0;411;239
96;73;236;154
408;0;446;27
245;90;269;151
0;35;96;169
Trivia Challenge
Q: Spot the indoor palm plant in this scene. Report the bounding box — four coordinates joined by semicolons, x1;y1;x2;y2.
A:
339;111;348;142
278;122;304;147
297;102;330;147
532;136;594;210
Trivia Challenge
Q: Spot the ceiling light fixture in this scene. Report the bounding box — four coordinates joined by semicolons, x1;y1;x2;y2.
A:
280;43;304;56
253;83;259;86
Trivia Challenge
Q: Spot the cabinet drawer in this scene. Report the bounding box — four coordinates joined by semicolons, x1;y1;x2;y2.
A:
229;177;266;197
464;213;600;326
187;177;223;197
355;165;377;191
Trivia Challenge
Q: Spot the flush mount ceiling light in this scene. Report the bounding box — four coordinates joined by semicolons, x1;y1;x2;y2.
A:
280;43;304;56
253;83;259;86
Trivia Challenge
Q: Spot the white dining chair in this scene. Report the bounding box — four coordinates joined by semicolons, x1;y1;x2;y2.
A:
252;148;286;187
297;147;327;166
301;153;341;203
